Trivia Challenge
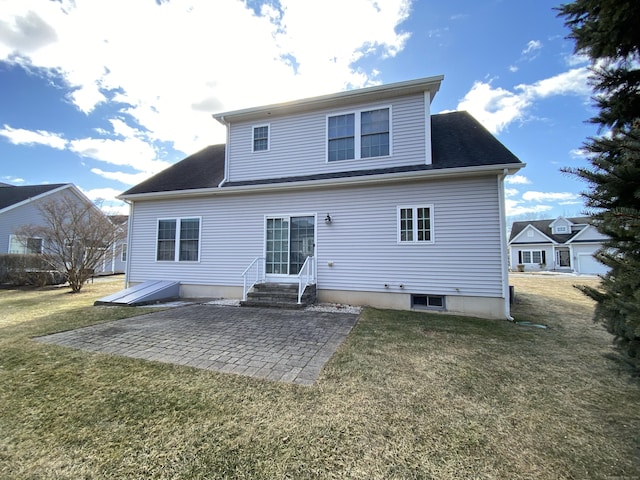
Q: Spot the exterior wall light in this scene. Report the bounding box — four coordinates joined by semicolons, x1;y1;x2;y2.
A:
325;214;332;224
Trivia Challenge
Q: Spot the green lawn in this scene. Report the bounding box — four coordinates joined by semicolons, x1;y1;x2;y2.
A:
0;275;638;479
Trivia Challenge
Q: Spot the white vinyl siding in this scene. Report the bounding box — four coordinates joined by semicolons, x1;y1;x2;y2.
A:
156;217;201;262
226;93;427;183
127;175;503;298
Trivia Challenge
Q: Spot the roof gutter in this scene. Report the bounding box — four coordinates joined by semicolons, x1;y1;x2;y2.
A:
118;162;526;202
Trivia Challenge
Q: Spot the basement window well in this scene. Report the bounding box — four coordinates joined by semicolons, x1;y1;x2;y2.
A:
412;294;445;311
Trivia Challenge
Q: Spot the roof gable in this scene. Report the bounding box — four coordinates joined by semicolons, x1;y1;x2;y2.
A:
509;216;594;244
0;184;70;213
509;224;555;244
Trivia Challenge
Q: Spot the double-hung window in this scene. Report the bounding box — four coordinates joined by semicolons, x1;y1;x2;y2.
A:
398;206;434;243
520;250;545;264
361;108;390;158
327;107;390;161
253;125;269;152
156;218;201;262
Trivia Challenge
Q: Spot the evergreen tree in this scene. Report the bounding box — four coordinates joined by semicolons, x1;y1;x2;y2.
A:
558;0;640;368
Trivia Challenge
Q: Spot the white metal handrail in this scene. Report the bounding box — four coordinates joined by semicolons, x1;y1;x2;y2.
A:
297;255;316;304
242;257;264;301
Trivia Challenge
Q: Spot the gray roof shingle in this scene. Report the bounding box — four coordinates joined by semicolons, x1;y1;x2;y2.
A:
0;183;68;211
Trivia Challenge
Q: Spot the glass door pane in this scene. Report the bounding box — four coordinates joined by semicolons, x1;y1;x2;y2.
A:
289;216;315;275
266;218;289;274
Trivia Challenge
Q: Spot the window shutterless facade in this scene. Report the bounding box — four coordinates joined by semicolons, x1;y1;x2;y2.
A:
252;124;270;152
327;107;390;161
156;218;201;262
397;205;434;243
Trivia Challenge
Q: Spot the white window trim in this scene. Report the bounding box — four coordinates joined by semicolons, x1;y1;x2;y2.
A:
520;249;544;264
252;123;270;152
554;225;568;233
397;205;435;244
155;217;202;263
326;105;392;162
8;234;44;254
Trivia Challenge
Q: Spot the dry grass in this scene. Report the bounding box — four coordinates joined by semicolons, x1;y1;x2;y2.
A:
0;274;639;479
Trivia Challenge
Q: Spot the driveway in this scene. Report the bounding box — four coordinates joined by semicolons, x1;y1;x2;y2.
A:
36;304;360;385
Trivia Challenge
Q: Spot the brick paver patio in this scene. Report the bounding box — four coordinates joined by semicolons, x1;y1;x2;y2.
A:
36;305;359;385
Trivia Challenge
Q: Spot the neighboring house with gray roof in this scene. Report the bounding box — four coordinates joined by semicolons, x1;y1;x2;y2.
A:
0;183;126;275
508;216;609;275
119;76;525;319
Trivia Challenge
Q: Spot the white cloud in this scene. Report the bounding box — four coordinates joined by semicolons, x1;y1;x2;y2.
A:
0;0;412;157
516;67;591;98
457;81;530;134
505;174;531;185
509;65;518;73
68;137;170;175
90;168;155;187
1;175;25;184
521;191;580;203
505;199;552;217
457;67;591;134
570;148;589;158
565;53;590;67
0;124;67;149
505;188;519;197
79;186;128;214
522;40;542;55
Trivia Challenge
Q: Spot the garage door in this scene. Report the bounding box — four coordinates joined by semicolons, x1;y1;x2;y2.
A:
577;254;608;275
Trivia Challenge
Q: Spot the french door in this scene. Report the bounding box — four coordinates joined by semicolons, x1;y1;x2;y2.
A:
265;216;315;276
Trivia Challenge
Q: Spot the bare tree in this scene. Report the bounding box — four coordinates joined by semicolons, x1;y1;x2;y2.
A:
14;194;126;293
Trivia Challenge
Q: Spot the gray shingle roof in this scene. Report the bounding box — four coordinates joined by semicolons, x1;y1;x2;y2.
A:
0;183;68;211
121;144;226;196
121;111;522;196
509;217;592;243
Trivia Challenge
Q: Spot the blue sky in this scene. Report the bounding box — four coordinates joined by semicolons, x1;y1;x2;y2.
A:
0;0;597;221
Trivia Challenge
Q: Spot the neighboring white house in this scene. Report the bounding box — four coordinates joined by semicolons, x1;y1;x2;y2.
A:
0;183;126;275
119;76;525;319
508;216;609;275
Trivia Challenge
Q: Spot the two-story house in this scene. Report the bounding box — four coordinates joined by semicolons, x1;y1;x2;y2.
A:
119;76;525;319
509;216;609;275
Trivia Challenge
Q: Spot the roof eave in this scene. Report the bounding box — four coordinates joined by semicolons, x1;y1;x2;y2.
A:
212;75;444;124
119;161;525;202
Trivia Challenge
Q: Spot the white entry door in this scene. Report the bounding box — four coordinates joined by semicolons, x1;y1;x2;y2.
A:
265;216;315;276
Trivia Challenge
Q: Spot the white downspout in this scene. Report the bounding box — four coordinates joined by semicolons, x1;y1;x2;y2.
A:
498;169;514;321
217;115;230;188
123;200;134;288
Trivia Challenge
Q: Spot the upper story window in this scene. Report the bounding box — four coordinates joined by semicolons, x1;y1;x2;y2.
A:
156;218;200;262
9;234;43;254
398;205;434;244
554;225;568;233
253;125;269;152
327;107;390;162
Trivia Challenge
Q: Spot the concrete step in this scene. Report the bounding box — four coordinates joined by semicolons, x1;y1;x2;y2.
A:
242;283;316;309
